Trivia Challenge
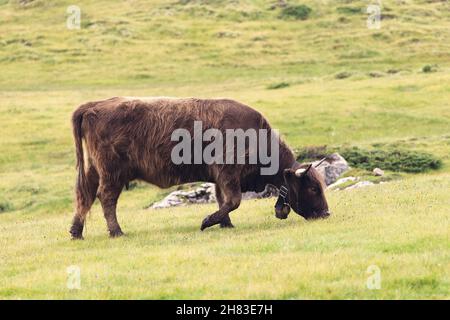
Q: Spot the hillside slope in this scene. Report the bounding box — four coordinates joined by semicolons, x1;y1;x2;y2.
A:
0;0;449;299
1;0;449;89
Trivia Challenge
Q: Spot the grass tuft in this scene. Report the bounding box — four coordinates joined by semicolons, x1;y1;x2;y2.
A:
336;6;362;15
422;64;438;73
335;71;352;79
267;82;290;90
0;201;13;213
279;4;312;20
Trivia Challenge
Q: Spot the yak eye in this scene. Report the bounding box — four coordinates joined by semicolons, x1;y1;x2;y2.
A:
310;187;319;193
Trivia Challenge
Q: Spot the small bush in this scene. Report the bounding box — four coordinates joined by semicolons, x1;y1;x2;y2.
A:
279;5;312;20
295;145;328;162
267;82;290;90
337;16;350;23
387;69;400;74
0;201;13;213
335;71;352;79
336;6;361;15
295;146;442;173
368;71;384;78
340;147;442;173
422;64;437;73
422;65;432;73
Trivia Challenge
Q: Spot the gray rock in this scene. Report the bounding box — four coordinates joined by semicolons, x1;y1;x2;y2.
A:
344;181;374;190
312;153;350;185
151;194;184;209
150;183;214;209
150;183;278;209
327;176;358;190
241;184;279;200
373;168;384;176
150;152;350;209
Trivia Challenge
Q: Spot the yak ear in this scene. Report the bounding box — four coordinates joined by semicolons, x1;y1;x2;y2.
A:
283;168;296;184
295;164;312;177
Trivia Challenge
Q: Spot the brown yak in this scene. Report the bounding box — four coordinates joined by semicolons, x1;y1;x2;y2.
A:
70;97;330;239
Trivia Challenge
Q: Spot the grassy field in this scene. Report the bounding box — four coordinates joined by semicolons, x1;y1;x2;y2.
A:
0;0;449;299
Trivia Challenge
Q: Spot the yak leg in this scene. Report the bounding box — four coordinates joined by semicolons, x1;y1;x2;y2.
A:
220;215;234;228
97;179;124;238
215;185;234;228
201;180;241;231
70;166;99;240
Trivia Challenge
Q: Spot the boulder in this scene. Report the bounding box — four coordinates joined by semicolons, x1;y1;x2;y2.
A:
241;184;279;200
151;183;215;209
312;153;350;185
327;176;358;190
373;168;384;176
150;183;278;209
150;153;350;209
345;181;374;190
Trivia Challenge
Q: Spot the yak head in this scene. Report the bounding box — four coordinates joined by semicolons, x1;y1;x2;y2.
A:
275;162;330;220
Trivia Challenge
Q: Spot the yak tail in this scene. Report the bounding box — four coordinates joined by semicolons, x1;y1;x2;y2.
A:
72;104;92;206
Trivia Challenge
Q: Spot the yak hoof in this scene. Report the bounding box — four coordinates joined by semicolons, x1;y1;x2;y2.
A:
200;215;215;231
70;225;84;240
220;222;234;228
71;234;84;240
109;229;124;238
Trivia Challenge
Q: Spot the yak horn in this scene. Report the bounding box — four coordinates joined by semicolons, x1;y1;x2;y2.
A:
314;157;328;168
296;164;313;177
295;168;306;177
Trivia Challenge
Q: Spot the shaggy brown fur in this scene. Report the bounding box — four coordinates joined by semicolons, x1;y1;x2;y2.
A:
70;97;329;239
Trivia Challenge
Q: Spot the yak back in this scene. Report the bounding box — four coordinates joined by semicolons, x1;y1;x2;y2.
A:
76;97;292;189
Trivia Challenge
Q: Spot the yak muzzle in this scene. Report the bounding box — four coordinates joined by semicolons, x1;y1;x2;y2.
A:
304;211;331;220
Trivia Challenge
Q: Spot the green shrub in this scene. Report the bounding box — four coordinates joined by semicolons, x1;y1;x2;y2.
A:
0;201;13;213
267;82;290;90
336;6;361;15
387;69;400;74
422;64;437;73
422;65;432;73
279;5;312;20
335;71;352;79
296;146;442;173
295;145;328;162
339;147;442;173
368;71;384;78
